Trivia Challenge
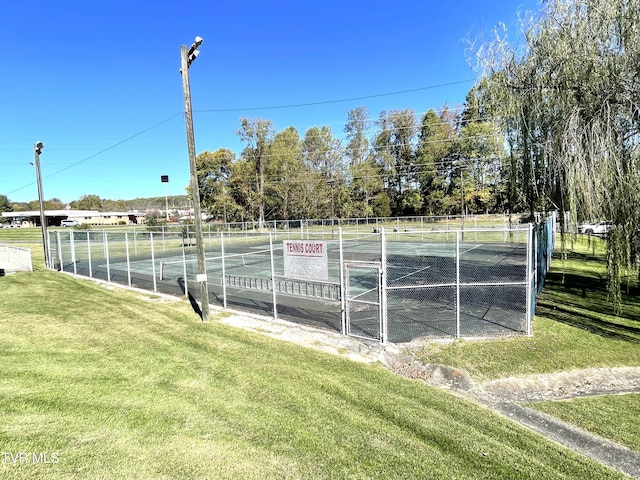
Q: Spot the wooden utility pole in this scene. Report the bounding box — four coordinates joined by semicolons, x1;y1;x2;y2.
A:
180;39;209;321
34;142;51;269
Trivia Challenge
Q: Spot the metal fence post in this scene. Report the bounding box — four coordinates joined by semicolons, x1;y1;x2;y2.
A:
56;231;62;270
87;231;93;278
456;230;461;338
70;230;77;275
104;231;111;282
503;214;508;242
46;231;53;269
150;232;157;293
269;233;277;319
380;227;388;344
339;226;346;335
125;232;132;288
526;224;534;336
221;231;227;308
181;236;188;298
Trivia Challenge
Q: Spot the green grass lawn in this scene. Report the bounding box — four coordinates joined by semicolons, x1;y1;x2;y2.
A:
526;394;640;452
0;270;627;479
417;235;640;381
415;234;640;462
0;227;44;242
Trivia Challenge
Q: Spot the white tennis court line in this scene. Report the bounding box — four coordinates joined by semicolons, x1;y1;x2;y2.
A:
387;265;431;284
459;243;483;254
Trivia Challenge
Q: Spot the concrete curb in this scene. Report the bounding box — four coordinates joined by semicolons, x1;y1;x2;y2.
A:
490;401;640;479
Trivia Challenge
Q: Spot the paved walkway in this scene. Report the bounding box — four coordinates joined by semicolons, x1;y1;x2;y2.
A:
490;401;640;479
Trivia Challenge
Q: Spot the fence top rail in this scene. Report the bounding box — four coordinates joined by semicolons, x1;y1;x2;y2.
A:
48;213;528;233
339;225;531;235
272;275;340;287
0;244;32;253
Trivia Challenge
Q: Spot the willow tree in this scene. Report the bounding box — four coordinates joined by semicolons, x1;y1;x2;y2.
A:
476;0;640;307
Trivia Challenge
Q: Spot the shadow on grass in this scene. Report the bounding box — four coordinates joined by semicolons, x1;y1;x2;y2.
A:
177;277;202;319
545;268;640;311
538;270;640;344
537;302;640;344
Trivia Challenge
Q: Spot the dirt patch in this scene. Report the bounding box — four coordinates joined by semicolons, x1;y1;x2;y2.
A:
218;310;640;403
383;349;476;391
382;348;640;403
473;367;640;403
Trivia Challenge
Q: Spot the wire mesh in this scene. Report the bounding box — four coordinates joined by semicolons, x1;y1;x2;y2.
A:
386;286;457;342
459;284;527;337
50;216;552;342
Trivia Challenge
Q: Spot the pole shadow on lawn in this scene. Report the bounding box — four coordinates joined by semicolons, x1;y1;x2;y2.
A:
177;277;203;319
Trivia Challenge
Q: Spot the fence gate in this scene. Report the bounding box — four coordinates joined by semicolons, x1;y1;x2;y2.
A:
345;261;383;341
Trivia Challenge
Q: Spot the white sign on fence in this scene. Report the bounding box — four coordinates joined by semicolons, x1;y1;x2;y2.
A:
283;240;328;281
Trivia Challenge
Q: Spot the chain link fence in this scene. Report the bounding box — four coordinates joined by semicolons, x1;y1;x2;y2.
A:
48;214;554;343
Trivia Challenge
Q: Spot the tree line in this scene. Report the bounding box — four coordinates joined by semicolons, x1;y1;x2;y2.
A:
196;102;509;224
1;194;190;215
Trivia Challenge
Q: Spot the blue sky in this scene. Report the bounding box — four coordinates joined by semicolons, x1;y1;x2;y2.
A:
0;0;539;205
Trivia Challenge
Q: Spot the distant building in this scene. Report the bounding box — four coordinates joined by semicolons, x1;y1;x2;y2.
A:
1;210;145;227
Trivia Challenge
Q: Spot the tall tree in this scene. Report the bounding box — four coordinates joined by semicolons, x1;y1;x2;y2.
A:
457;90;506;214
71;194;103;210
228;158;258;222
196;148;235;222
237;118;275;227
265;126;304;220
0;194;12;213
344;106;370;166
43;198;66;210
477;0;640;307
302;126;343;218
372;109;419;215
415;107;459;215
101;199;128;212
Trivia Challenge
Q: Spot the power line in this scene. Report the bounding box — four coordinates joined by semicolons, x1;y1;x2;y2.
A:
193;80;476;113
3;80;486;198
5;113;183;197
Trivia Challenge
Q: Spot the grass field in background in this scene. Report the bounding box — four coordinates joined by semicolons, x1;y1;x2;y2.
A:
0;270;627;479
0;227;43;242
417;235;640;381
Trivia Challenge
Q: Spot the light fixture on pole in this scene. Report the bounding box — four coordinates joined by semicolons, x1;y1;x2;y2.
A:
33;141;51;269
180;36;209;321
161;175;170;222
